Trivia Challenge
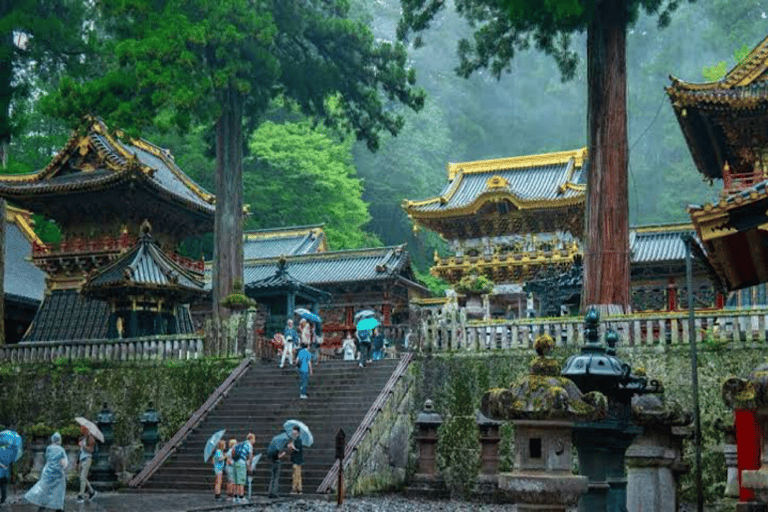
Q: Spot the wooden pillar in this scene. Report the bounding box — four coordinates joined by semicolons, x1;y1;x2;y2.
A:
287;292;296;318
716;291;726;310
383;304;392;326
667;278;677;311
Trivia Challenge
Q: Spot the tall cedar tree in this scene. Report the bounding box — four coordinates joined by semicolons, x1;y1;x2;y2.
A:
399;0;693;312
48;0;425;318
0;0;92;168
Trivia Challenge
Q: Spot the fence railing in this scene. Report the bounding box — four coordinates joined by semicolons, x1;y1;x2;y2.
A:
418;308;768;353
0;334;206;363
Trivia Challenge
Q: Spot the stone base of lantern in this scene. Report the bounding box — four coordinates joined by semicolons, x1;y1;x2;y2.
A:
743;469;768;503
405;474;448;499
736;502;768;512
496;472;587;510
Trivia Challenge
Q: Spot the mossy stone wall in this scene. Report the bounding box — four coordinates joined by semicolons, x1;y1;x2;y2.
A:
0;357;239;455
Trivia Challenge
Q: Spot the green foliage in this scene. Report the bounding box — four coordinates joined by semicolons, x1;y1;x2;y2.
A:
23;422;54;439
399;0;694;81
455;272;494;294
436;365;480;499
0;0;93;156
220;293;256;311
414;269;450;297
702;44;753;82
246;120;378;249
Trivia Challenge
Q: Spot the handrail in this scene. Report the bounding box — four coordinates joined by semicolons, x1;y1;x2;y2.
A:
129;357;253;488
316;351;415;494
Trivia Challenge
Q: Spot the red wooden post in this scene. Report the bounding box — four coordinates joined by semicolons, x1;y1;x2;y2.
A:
667;278;677;311
382;304;392;326
736;408;760;501
716;291;726;310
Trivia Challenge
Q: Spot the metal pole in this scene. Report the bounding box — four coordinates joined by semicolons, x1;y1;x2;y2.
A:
685;235;704;512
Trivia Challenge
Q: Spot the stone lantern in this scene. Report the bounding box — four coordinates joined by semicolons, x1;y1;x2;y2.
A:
480;333;607;510
140;402;161;463
561;309;662;512
625;394;692;512
413;399;443;482
91;402;117;485
476;410;501;484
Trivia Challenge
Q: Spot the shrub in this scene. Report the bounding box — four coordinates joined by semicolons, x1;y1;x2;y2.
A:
436;371;480;499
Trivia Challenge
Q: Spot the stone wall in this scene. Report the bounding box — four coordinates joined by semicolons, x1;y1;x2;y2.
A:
0;357;239;482
336;362;417;496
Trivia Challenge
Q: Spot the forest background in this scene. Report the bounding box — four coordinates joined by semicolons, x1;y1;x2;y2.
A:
4;0;766;283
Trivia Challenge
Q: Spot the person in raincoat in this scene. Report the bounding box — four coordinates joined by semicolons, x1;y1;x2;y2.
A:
0;453;11;505
25;432;68;512
212;439;226;500
225;438;236;501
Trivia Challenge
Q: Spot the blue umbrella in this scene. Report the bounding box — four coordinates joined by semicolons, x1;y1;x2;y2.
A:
203;429;226;462
0;430;22;463
283;419;314;447
354;310;376;323
295;308;322;325
357;317;379;332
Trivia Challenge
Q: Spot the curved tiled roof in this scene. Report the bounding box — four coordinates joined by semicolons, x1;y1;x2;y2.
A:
243;225;326;259
83;231;205;297
242;245;410;287
403;148;586;217
629;224;698;264
5;214;46;304
0;119;215;216
245;263;330;301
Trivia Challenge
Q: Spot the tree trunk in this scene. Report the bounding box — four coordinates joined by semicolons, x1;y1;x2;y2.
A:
0;1;13;170
212;87;244;320
582;0;630;314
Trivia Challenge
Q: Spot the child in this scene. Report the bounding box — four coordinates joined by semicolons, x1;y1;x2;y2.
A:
289;426;303;494
212;440;226;500
225;438;236;501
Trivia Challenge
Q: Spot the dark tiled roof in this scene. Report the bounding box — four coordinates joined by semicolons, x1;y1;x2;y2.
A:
246;264;330;301
84;232;205;296
0;119;215;216
243;225;326;259
242;245;411;287
24;290;110;341
5;222;46;304
404;148;586;215
629;224;701;264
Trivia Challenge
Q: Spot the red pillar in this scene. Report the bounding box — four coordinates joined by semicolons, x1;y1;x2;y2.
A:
716;291;726;310
736;408;761;501
382;304;392;326
667;278;677;311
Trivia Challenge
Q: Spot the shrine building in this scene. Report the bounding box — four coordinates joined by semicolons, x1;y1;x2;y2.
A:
0;118;212;341
668;34;768;297
403;149;721;316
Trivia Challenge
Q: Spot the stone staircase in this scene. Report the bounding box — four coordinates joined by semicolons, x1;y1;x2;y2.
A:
137;357;402;495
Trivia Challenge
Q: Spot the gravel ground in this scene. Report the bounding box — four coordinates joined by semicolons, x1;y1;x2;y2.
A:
239;496;519;512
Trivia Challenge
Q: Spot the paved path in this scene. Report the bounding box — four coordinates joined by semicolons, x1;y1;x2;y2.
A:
1;491;275;511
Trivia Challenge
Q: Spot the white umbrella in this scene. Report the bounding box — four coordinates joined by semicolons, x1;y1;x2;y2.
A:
204;429;226;462
75;417;104;443
283;419;313;447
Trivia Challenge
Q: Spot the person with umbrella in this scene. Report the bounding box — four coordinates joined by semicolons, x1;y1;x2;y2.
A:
288;425;303;494
356;315;379;368
25;432;67;512
266;431;291;498
76;424;98;502
0;430;21;505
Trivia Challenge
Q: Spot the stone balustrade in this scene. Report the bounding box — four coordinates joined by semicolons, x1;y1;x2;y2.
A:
417;307;768;352
0;334;206;363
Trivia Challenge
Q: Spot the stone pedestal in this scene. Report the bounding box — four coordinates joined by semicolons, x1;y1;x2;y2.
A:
495;420;587;511
626;443;675;512
477;411;500;486
725;443;740;498
573;421;641;512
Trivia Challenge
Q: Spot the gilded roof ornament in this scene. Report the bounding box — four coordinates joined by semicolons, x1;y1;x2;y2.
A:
485;175;509;190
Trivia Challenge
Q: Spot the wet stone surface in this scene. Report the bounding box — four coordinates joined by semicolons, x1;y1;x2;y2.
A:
0;490;729;511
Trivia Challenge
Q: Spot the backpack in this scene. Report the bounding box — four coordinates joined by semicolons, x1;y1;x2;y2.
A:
232;441;249;461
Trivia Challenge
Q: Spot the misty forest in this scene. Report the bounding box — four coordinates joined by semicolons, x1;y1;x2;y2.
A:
2;0;765;280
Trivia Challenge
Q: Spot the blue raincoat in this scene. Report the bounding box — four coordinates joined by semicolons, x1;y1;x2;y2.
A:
25;442;68;510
